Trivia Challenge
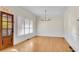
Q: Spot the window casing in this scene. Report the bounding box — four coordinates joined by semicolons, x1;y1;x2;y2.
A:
17;17;33;36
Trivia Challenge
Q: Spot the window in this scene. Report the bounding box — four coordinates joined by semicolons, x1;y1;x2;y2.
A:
17;16;24;36
29;20;33;33
24;19;33;34
24;19;30;34
17;16;33;36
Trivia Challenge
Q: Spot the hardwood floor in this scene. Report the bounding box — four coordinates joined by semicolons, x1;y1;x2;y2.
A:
0;36;72;52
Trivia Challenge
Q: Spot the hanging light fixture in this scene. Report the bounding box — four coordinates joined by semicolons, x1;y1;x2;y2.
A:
41;9;51;21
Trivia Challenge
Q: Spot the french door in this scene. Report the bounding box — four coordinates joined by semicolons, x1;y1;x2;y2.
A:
0;11;14;49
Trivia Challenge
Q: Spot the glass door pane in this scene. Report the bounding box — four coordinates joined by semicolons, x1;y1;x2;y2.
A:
2;22;8;29
7;15;12;36
8;15;12;22
2;13;8;37
8;22;12;29
2;14;7;21
2;29;7;36
8;29;12;36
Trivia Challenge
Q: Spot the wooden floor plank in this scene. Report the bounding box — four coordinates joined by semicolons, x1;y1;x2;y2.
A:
0;36;72;52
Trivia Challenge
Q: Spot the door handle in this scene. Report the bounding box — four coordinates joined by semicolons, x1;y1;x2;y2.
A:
2;39;3;46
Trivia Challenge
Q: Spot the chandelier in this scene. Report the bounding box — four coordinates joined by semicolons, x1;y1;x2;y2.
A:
41;9;51;21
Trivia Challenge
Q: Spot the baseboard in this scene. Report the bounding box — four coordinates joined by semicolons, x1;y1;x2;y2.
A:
14;35;37;46
64;35;76;52
15;36;36;46
14;35;64;46
69;46;75;52
37;34;64;38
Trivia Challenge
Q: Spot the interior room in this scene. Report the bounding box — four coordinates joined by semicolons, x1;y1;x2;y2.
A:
0;6;78;52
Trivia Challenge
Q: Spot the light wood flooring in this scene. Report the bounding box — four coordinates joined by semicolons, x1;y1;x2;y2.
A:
0;36;72;52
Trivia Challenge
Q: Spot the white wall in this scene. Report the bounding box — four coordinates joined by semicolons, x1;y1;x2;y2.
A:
8;6;79;51
9;7;37;45
37;16;64;37
64;7;79;52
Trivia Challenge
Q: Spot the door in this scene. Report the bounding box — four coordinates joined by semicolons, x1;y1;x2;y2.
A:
0;12;2;48
1;12;13;48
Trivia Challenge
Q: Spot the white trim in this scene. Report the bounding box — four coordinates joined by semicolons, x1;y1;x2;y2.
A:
37;34;64;37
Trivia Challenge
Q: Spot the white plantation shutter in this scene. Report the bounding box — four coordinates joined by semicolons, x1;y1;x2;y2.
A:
29;19;33;33
25;19;29;34
17;16;33;36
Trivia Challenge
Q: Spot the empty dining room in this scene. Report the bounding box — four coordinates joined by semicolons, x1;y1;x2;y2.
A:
0;6;78;52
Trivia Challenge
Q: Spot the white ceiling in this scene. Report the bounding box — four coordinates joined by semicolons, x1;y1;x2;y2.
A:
23;6;67;17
